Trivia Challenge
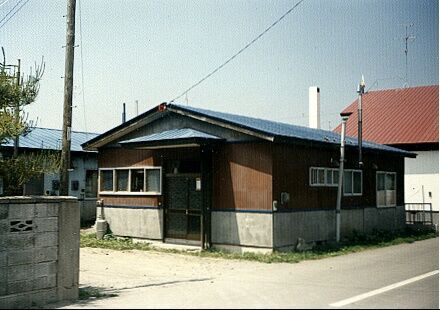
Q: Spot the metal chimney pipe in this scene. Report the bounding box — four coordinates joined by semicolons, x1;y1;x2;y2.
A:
357;76;365;168
135;100;139;116
336;111;352;243
122;102;126;123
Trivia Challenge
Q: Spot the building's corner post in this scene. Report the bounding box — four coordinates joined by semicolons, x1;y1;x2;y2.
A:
56;198;79;302
201;145;213;249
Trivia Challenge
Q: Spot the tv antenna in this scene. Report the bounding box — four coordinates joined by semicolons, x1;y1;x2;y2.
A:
401;23;416;87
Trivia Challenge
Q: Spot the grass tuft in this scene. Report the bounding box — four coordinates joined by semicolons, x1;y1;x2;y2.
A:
78;287;118;300
80;227;437;264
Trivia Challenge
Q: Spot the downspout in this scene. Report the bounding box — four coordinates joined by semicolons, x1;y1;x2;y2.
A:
336;112;352;243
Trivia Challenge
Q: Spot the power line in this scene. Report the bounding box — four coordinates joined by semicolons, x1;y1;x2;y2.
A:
0;0;24;25
0;0;30;30
0;0;12;8
169;0;306;103
78;0;88;138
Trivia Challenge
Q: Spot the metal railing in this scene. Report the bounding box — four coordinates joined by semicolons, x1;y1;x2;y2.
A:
405;203;433;225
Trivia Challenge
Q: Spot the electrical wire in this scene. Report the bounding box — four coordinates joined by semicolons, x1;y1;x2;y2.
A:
169;0;305;103
78;0;88;138
0;0;11;8
0;0;23;24
0;0;30;30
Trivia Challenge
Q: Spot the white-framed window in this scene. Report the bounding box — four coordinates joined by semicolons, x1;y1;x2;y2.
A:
376;171;396;207
310;167;339;187
98;167;162;195
343;169;362;196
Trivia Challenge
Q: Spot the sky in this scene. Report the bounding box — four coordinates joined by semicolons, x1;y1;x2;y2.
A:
0;0;438;136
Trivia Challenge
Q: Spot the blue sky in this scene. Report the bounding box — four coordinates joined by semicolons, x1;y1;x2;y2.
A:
0;0;438;134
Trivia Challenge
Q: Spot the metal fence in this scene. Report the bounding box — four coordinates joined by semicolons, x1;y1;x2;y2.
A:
405;203;433;225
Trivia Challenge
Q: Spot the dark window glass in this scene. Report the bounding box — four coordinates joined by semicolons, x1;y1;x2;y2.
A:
71;180;79;191
146;169;161;193
101;170;113;191
85;170;98;198
131;169;144;192
343;171;352;194
353;171;362;194
116;170;129;191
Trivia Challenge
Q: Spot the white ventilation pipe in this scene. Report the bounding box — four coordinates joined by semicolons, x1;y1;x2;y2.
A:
309;86;320;129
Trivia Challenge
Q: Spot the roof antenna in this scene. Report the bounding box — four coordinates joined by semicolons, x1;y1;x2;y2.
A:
185;92;189;106
401;23;415;88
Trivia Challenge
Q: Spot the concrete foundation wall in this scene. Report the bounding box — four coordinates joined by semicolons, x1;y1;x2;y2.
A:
274;206;406;250
0;197;79;309
211;211;273;249
102;206;163;240
274;210;335;250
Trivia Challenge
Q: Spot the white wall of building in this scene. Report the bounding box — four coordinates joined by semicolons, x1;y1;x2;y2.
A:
405;150;439;211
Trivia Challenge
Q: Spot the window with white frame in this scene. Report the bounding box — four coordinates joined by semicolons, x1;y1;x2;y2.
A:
310;167;339;187
376;171;396;207
99;167;162;195
343;169;362;196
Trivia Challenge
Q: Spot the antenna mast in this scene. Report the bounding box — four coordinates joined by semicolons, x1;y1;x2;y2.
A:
402;23;415;87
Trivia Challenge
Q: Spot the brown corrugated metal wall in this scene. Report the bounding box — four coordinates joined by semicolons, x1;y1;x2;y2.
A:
212;143;273;211
272;143;405;210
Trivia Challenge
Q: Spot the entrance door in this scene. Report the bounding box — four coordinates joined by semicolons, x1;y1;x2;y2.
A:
165;174;202;241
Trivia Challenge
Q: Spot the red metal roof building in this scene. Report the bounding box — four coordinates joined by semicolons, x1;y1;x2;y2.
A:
335;85;439;216
335;85;439;149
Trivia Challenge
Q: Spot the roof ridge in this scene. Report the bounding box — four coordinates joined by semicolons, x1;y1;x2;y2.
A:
171;103;334;134
366;84;438;93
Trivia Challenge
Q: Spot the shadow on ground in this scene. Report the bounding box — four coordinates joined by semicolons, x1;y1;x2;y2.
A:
44;278;214;309
42;286;118;309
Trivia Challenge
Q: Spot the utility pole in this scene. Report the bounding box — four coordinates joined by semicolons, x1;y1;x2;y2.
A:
60;0;76;196
13;59;20;158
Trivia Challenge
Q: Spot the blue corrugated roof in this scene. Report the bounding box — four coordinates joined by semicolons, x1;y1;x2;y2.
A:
120;128;221;144
1;127;99;152
169;104;413;156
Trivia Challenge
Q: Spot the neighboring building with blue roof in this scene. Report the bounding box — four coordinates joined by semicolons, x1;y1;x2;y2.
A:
83;102;413;251
1;127;100;224
1;127;98;153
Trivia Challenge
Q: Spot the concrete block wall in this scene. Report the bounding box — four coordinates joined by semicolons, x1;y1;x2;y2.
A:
0;197;79;309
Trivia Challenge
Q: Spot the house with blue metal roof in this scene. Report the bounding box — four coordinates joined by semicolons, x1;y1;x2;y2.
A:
1;127;100;224
83;102;414;251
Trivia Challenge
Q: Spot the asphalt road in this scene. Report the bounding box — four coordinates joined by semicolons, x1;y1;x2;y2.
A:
52;237;439;309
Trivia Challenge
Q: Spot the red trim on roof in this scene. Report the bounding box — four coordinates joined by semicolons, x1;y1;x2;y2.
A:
334;85;439;145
